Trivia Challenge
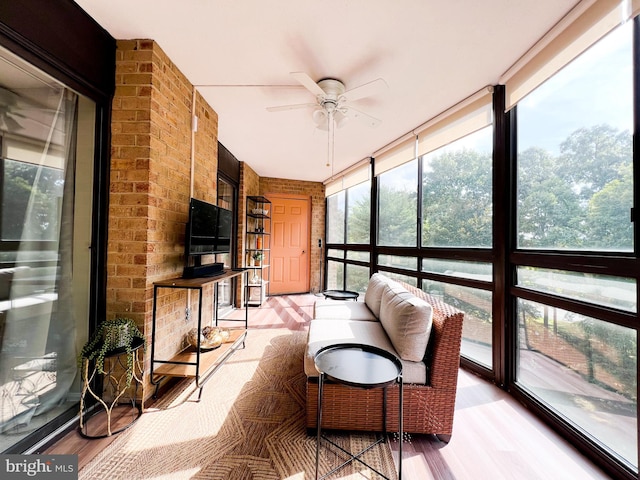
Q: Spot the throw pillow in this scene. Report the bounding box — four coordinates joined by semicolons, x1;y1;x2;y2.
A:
379;284;433;362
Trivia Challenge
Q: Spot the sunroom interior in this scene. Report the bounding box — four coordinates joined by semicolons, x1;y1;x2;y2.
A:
0;1;639;479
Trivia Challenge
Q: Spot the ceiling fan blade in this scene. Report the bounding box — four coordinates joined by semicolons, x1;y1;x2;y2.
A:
342;78;388;102
266;102;317;112
344;106;381;128
290;72;325;96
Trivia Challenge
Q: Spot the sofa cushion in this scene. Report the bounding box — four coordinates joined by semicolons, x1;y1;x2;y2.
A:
364;273;405;317
379;284;433;362
313;299;377;321
305;319;427;384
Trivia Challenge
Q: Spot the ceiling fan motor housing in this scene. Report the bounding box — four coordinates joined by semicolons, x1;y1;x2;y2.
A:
317;78;346;112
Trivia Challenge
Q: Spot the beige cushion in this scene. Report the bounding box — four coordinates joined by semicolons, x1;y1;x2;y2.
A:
314;299;377;321
379;284;433;362
364;273;405;317
304;319;427;384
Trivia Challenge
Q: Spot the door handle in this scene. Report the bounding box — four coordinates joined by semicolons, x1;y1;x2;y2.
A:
302;250;306;254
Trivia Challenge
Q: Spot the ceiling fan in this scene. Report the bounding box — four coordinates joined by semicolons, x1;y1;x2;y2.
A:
267;72;387;168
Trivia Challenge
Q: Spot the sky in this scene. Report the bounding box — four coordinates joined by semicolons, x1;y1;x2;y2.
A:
517;21;633;155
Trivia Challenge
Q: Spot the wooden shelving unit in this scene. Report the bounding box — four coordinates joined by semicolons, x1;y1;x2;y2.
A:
150;269;248;400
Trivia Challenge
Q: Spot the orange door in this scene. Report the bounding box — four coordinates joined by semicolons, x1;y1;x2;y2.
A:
267;195;310;295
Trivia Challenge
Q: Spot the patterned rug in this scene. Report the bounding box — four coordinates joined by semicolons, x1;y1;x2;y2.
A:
79;328;398;479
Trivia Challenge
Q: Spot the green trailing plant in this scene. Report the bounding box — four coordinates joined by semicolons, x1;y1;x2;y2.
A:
252;251;263;262
79;317;147;386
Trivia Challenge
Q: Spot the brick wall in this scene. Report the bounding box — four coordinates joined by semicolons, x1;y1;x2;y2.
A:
109;40;218;396
109;39;325;399
259;177;325;293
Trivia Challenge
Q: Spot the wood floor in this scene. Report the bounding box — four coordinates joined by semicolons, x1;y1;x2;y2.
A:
46;293;612;479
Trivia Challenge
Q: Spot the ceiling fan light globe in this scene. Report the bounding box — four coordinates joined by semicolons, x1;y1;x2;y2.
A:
312;108;327;128
334;111;348;129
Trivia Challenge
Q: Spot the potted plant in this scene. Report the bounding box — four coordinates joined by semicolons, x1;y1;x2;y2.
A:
252;251;263;266
79;317;146;387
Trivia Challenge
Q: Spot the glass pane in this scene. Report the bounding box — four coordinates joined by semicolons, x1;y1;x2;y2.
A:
346;181;370;244
326;260;344;290
0;46;94;451
345;264;369;295
378;159;417;247
378;255;417;271
422;259;492;282
383;271;417;286
327;249;344;259
517;267;636;313
516;24;633;251
422;127;493;247
423;279;492;368
216;178;235;311
345;251;369;262
326;191;345;244
517;298;637;468
1;159;64;241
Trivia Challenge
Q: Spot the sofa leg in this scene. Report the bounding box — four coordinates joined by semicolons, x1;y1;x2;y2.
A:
436;433;451;443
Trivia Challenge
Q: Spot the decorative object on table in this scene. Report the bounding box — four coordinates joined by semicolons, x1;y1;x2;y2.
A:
79;317;146;387
252;251;263;266
186;326;231;350
251;207;269;216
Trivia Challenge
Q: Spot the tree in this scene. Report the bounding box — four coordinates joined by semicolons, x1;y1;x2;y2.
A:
517;125;631;250
557;124;631;201
2;160;63;241
378;185;417;246
585;163;633;250
422;148;492;247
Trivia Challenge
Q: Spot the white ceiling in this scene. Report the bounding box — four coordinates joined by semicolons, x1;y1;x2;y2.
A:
73;0;579;183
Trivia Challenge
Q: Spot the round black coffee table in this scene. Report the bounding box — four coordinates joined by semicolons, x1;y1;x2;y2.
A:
314;343;403;480
322;289;359;301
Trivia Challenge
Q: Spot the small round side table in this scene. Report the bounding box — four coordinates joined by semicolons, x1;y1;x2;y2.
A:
314;343;403;480
79;338;145;438
322;290;359;301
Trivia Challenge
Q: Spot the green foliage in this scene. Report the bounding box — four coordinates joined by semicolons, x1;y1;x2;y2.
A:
2;160;64;241
422;148;492;247
79;317;146;387
517;125;632;250
377;185;417;246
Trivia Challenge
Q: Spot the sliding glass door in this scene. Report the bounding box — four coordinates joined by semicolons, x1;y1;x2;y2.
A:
0;46;96;453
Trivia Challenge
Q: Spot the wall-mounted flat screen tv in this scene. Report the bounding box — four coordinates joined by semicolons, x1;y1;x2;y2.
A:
185;198;232;256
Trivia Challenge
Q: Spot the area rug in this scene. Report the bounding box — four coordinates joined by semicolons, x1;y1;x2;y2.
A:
79;328;398;479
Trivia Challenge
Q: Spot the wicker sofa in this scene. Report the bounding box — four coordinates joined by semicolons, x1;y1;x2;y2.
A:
304;273;464;442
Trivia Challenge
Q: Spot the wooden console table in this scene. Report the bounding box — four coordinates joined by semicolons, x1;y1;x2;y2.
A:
150;269;249;400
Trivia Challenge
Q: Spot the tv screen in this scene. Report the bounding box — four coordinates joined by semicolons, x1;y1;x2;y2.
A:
186;198;233;256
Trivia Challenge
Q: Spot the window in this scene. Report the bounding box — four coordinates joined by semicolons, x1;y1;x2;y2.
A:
514;21;636;469
423;279;493;368
422;127;493;248
325;178;371;291
326;191;345;244
516;24;633;252
346;181;370;244
377;159;417;247
517;299;637;468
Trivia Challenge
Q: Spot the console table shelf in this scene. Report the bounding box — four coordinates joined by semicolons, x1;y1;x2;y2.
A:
150;269;248;400
153;328;246;378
